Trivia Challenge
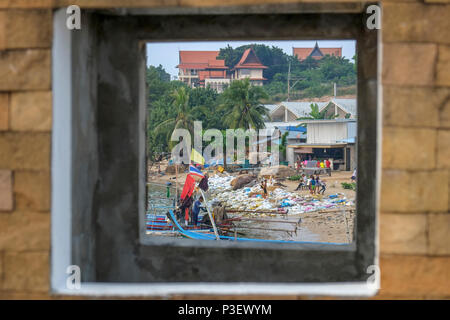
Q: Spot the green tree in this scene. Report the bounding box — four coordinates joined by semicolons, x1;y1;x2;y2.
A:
153;87;198;149
219;78;269;129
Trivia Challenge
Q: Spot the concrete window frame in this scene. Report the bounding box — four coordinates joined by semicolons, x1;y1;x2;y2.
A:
51;4;381;297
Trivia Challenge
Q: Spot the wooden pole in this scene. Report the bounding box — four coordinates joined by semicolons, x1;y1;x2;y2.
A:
175;163;178;202
200;189;220;240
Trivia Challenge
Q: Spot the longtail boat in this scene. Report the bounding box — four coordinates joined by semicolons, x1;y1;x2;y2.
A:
166;210;346;245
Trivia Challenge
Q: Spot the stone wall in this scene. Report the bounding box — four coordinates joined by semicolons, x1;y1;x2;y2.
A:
0;0;449;299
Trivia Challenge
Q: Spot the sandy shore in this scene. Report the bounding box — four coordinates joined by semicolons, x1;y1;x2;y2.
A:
147;161;356;244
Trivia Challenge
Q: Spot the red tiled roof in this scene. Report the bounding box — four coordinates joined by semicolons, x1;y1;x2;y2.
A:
293;47;342;60
233;48;268;69
321;48;342;57
177;51;227;70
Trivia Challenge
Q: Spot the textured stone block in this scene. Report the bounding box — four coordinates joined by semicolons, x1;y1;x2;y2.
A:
0;93;8;131
379;255;450;298
428;213;450;255
3;251;49;293
382;86;449;128
383;3;450;44
0;251;2;290
383;43;437;86
381;170;448;213
0;133;50;170
437;130;450;169
382;128;436;170
380;213;427;255
0;0;53;8
0;50;51;91
437;45;450;87
14;171;50;211
442;99;450;129
0;11;4;50
0;211;50;251
0;170;13;211
10;91;52;132
3;9;52;49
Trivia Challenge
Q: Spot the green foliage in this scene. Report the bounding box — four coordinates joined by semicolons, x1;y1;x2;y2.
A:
219;78;269;130
288;174;302;181
146;46;357;158
146;67;269;160
341;182;356;190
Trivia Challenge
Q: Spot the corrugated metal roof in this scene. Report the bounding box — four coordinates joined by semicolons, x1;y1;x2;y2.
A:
330;98;357;116
279;101;329;118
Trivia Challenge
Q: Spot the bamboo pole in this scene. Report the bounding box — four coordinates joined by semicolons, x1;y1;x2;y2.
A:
175;164;178;202
200;189;220;240
223;225;296;233
223;217;298;225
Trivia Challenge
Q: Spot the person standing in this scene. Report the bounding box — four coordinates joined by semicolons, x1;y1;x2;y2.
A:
309;175;316;194
192;196;207;227
260;179;268;199
351;168;357;182
325;159;331;176
318;178;326;194
315;176;320;194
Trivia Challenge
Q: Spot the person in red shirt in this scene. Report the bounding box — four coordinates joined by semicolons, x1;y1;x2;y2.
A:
325;159;331;176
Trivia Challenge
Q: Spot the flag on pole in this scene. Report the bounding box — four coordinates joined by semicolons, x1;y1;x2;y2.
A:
189;165;204;178
190;148;205;165
180;174;195;200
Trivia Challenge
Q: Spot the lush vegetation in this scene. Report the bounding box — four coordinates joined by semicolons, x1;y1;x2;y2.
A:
147;45;356;159
147;66;269;161
218;44;356;102
341;182;356;190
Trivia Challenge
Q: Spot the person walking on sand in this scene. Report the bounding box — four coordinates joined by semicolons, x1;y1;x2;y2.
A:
318;177;326;195
351;168;357;182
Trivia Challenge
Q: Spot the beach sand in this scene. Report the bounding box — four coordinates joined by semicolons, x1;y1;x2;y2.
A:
147;161;356;244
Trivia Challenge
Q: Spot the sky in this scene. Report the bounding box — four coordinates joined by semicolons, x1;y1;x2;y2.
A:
146;40;356;80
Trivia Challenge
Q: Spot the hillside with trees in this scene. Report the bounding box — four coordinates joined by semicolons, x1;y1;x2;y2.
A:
147;45;356;159
218;44;356;101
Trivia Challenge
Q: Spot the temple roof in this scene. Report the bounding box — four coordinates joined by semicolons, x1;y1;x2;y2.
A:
233;48;268;69
293;43;342;60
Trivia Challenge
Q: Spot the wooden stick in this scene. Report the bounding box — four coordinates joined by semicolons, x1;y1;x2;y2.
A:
223;225;296;233
223;217;298;225
200;189;220;241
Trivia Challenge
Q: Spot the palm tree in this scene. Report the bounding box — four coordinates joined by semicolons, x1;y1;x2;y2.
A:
153;87;198;149
219;78;269;130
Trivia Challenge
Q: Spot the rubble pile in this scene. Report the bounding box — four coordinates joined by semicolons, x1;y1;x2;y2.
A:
208;174;355;216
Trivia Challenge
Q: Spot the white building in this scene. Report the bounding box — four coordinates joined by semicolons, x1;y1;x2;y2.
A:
286;119;357;171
